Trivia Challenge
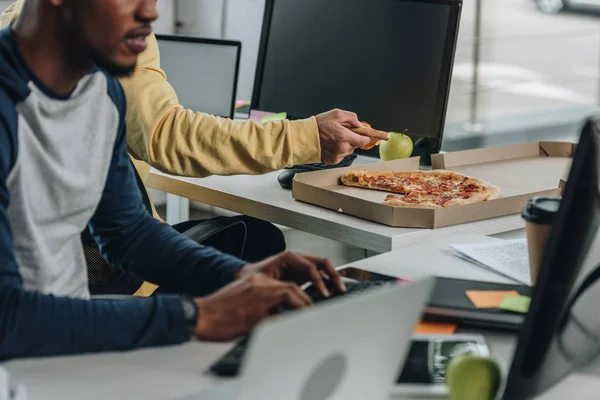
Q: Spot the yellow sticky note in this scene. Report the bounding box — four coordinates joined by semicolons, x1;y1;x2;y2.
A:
465;290;520;309
414;321;457;335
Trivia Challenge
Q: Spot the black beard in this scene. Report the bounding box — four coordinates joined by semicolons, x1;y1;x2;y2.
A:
87;47;136;77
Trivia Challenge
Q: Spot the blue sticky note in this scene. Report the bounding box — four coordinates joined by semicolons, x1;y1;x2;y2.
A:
499;295;531;314
261;112;287;122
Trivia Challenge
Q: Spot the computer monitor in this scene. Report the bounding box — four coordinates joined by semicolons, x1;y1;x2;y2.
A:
252;0;462;160
156;35;241;119
503;116;600;399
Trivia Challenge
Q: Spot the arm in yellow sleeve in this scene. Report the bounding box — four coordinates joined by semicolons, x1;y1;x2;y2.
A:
120;33;321;178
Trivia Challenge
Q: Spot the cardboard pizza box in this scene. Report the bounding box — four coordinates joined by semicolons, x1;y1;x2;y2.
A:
292;141;575;228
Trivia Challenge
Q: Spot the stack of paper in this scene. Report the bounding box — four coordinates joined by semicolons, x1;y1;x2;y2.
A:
451;239;532;286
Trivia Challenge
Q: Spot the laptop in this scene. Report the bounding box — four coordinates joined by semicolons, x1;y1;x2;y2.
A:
181;279;434;400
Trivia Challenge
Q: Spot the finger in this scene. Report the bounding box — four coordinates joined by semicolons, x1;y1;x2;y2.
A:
280;284;312;309
260;277;311;305
282;252;330;298
351;125;389;141
264;281;311;310
333;109;362;128
288;283;312;306
343;128;373;148
302;255;346;293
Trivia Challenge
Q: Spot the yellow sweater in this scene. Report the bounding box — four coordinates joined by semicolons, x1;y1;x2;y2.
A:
2;1;321;296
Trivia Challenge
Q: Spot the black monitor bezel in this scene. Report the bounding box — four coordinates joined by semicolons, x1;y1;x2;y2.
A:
251;0;463;160
156;34;242;119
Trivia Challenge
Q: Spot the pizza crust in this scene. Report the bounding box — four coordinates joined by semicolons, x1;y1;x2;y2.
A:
487;185;501;200
382;196;443;209
442;191;493;207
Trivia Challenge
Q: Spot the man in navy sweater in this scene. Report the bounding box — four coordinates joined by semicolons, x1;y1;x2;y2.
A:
0;0;345;360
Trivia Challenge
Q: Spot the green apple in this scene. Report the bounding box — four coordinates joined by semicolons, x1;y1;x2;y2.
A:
379;131;413;161
446;355;501;400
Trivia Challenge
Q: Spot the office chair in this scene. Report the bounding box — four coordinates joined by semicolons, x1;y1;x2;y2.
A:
83;162;247;296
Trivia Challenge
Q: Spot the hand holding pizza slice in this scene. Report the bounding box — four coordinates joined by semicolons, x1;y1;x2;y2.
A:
351;122;389;150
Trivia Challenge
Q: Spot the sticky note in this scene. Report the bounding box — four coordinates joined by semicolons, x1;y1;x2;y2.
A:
465;290;520;309
414;321;457;335
499;295;531;314
261;112;287;122
235;99;251;107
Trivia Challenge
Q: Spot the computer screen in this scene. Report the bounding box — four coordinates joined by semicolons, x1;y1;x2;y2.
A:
503;117;600;399
156;35;241;119
252;0;462;157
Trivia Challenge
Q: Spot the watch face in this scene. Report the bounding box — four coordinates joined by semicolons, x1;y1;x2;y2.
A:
182;297;198;322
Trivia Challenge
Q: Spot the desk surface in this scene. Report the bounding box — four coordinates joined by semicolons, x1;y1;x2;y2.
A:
6;232;600;400
146;162;525;253
6;337;599;400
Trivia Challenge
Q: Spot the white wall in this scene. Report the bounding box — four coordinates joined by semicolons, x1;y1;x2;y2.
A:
176;0;224;38
223;0;266;101
154;0;175;34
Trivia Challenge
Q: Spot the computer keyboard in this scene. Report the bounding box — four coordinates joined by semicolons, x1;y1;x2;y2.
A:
210;279;392;377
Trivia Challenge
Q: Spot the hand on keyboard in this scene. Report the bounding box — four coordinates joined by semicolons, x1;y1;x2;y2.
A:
194;273;311;341
304;279;392;303
236;252;346;299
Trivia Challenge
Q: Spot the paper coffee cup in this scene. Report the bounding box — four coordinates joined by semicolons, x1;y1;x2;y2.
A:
522;197;561;285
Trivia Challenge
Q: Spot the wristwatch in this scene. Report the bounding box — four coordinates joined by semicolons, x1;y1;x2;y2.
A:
180;295;199;335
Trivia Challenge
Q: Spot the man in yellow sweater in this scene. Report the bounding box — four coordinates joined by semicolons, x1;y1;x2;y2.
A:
1;0;370;296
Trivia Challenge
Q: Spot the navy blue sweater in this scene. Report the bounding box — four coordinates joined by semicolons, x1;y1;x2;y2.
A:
0;28;244;360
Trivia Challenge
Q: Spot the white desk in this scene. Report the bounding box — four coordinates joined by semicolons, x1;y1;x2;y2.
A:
6;232;600;400
5;337;598;400
146;167;525;253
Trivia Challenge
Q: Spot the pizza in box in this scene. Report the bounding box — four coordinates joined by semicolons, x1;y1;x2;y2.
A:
341;170;500;209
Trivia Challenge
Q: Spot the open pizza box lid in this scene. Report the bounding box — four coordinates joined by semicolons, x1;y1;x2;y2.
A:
292;141;575;228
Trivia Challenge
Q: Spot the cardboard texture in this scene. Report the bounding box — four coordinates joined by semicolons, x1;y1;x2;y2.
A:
292;142;574;228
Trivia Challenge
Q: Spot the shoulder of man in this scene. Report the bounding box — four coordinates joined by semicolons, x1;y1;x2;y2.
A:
99;71;127;128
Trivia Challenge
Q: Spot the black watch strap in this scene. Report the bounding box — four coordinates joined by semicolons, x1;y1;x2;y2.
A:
180;295;198;334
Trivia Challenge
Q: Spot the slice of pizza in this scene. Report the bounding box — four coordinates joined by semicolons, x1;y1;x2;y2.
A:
352;122;389;150
341;171;411;194
341;170;500;209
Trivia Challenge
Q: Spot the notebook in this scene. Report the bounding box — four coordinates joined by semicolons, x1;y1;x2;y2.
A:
424;277;533;331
